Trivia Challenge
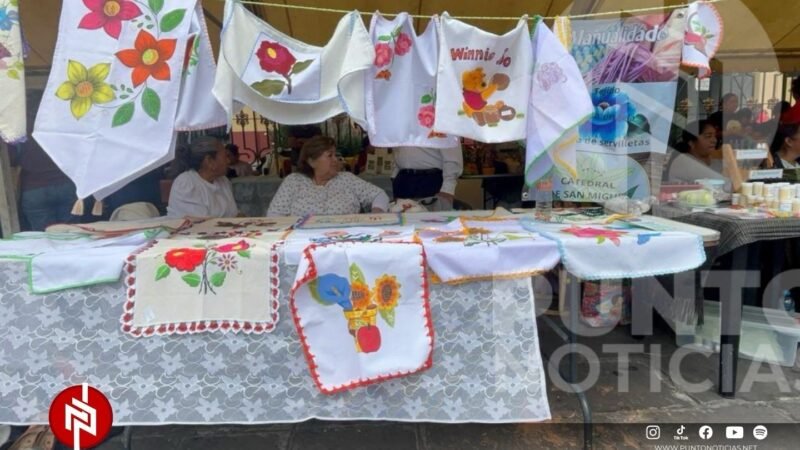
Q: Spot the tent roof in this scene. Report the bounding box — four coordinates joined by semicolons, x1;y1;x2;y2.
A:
19;0;800;74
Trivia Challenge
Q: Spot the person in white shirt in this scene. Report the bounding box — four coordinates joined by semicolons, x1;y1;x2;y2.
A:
665;120;729;190
268;136;389;216
391;145;463;210
167;136;239;218
770;123;800;169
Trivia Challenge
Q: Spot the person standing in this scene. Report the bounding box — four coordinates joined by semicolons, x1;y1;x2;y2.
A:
781;78;800;125
708;93;739;132
391;144;463;211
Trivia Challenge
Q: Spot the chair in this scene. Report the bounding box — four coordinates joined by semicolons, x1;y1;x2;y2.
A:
110;202;161;221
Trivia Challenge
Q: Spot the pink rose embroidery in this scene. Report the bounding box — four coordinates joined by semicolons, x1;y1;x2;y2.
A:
395;33;413;56
374;43;393;68
417;104;436;129
536;62;567;91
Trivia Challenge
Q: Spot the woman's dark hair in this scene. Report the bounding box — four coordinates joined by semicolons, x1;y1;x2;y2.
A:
773;101;791;119
675;120;715;153
771;123;800;153
737;108;753;123
298;136;336;178
168;136;223;178
225;143;239;158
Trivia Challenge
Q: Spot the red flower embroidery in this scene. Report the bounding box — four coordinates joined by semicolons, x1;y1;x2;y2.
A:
394;33;413;56
417;104;435;128
115;30;177;87
374;43;392;68
561;226;627;246
164;248;207;272
256;41;296;77
78;0;142;40
215;240;250;253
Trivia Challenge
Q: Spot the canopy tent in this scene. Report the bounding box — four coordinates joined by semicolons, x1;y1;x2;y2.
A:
16;0;800;75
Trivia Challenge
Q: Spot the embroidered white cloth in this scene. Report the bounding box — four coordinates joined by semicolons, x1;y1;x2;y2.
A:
296;212;403;230
0;229;167;293
282;226;415;266
174;1;228;130
46;217;190;237
0;0;25;143
214;1;373;126
365;13;458;148
521;219;706;280
122;237;281;336
175;216;298;239
434;13;532;143
416;217;560;283
290;242;433;394
33;0;203;200
525;19;592;185
682;1;723;79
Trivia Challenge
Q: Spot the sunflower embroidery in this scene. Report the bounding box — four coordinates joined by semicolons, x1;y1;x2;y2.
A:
350;281;373;311
374;275;401;310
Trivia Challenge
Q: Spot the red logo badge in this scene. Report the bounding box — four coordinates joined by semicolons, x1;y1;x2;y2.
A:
49;384;113;449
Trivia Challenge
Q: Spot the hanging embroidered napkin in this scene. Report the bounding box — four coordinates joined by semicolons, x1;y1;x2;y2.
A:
520;219;706;280
681;1;723;79
0;229;167;294
33;0;212;201
0;0;25;143
290;242;433;394
296;212;402;230
283;226;416;266
416;217;560;284
122;237;281;336
434;13;532;143
174;216;299;239
365;13;458;148
525;19;592;186
174;1;228;130
214;1;373;126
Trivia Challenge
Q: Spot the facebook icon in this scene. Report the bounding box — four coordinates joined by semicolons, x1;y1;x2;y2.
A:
699;425;713;440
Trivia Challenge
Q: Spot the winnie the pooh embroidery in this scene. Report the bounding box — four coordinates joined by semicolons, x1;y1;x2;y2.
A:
460;68;519;127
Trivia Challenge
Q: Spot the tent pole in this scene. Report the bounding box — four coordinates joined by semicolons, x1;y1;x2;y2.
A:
0;142;21;236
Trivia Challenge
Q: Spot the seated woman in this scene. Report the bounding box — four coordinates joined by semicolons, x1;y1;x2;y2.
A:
267;136;389;216
769;123;800;169
167;136;239;218
664;120;727;187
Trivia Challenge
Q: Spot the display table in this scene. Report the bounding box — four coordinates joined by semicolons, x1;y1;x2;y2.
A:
0;261;550;425
232;175;394;216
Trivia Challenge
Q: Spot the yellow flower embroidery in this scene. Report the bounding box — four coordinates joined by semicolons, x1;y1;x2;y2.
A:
55;60;115;119
350;281;373;311
374;275;401;310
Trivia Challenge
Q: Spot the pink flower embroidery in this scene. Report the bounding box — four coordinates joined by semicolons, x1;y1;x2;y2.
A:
78;0;142;40
417;104;436;129
536;62;567;91
374;43;393;68
561;226;626;246
394;33;413;56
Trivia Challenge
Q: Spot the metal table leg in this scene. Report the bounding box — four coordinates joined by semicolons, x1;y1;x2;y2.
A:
719;246;747;398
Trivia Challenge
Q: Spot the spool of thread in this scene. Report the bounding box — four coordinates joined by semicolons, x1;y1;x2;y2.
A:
780;186;795;202
793;199;800;214
731;194;741;206
741;182;753;196
753;182;765;197
754;196;764;207
779;202;793;213
740;195;749;207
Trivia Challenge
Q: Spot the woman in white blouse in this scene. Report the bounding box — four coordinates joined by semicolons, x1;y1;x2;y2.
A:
267;136;389;216
167;136;239;218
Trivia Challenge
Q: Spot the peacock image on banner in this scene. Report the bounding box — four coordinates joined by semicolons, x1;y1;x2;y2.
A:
571;10;685;155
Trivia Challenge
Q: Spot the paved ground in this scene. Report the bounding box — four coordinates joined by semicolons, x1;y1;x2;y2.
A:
82;319;800;450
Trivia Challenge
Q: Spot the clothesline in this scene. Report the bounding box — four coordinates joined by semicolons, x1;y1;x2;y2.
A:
234;0;724;20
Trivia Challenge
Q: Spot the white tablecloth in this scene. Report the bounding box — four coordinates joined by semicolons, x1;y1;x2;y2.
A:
0;261;550;425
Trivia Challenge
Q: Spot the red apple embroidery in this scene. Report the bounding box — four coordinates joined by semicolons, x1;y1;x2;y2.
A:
356;325;381;353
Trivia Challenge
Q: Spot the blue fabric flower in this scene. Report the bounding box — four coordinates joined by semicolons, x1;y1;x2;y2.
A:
315;274;352;309
580;87;637;142
0;7;19;32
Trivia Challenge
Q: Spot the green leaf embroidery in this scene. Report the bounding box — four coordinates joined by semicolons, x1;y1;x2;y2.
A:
379;308;396;327
141;87;161;121
160;9;187;33
7;69;19;80
192;244;206;248
308;278;326;305
13;61;24;71
148;0;164;14
111;102;135;127
182;273;201;288
155;265;171;281
238;250;251;259
250;79;286;97
597;236;606;245
349;263;366;285
378;35;392;42
210;272;226;288
110;85;118;91
392;26;402;37
291;59;313;75
10;0;19;6
420;94;432;104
